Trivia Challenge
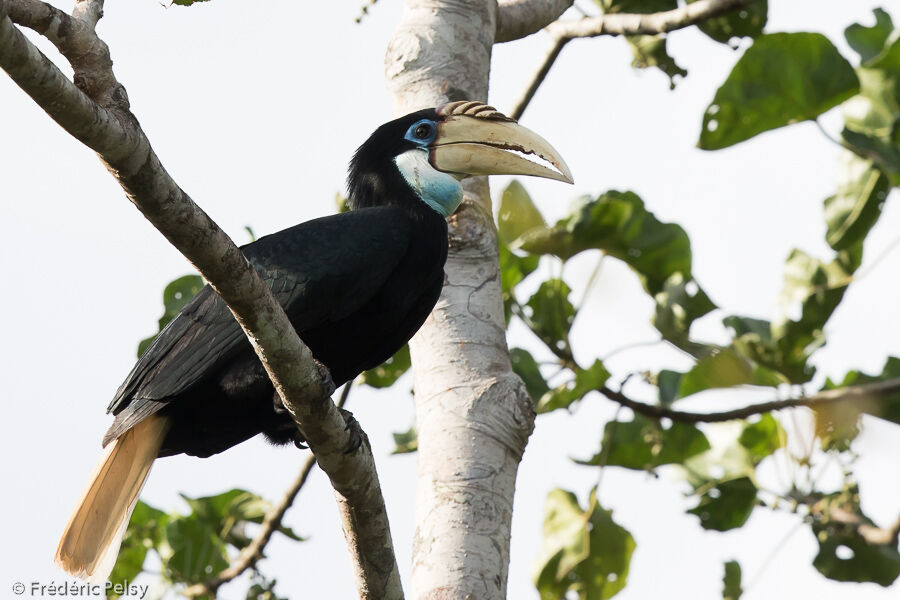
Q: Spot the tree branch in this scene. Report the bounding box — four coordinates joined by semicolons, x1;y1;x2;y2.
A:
0;4;401;597
183;384;355;597
509;35;569;120
72;0;102;29
546;0;759;39
822;508;900;547
495;0;573;43
598;378;900;423
509;0;758;119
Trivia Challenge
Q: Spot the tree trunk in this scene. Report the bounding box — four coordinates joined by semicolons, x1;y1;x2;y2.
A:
385;2;536;598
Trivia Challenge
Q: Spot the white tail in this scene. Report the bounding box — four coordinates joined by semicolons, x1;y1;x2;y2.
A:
55;414;170;582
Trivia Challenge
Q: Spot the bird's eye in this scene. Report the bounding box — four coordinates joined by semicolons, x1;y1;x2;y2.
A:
414;123;432;139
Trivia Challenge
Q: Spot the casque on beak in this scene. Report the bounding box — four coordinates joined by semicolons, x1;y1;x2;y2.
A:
428;102;574;184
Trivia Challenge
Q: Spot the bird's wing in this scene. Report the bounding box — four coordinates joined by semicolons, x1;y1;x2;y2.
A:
105;207;413;420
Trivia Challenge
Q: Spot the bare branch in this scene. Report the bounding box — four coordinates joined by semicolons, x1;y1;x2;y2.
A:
7;0;120;106
547;0;759;39
184;456;317;597
0;4;401;597
598;378;900;423
509;35;568;120
822;508;900;547
183;385;354;597
6;0;71;47
495;0;573;43
72;0;102;29
509;0;758;121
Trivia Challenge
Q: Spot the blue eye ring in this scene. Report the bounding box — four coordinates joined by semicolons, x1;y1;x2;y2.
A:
405;119;437;144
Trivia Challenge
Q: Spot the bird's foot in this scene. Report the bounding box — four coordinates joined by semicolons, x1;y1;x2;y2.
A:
339;408;363;454
315;359;336;397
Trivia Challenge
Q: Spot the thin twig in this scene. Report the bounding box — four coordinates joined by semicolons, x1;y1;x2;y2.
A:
598;377;900;423
510;36;569;121
510;0;758;122
183;456;318;597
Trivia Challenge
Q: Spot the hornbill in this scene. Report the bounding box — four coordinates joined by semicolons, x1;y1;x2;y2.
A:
55;101;572;581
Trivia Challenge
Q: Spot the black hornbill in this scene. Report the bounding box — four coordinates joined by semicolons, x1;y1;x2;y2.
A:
55;101;572;580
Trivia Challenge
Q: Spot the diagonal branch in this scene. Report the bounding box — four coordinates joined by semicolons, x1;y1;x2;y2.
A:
598;378;900;423
183;383;354;597
509;35;569;120
0;4;401;598
495;0;573;43
547;0;759;39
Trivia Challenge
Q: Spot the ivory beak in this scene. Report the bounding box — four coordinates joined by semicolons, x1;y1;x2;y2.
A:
430;115;574;184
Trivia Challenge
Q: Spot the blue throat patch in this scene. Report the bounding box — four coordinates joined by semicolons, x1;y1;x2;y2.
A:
394;150;463;218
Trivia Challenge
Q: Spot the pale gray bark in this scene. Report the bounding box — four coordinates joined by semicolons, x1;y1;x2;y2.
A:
0;2;401;597
386;2;536;598
495;0;573;43
547;0;759;38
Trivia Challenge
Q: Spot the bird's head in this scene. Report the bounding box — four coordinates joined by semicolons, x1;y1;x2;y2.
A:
348;101;573;217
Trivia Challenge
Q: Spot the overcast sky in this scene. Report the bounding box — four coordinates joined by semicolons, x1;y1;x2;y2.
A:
1;1;898;599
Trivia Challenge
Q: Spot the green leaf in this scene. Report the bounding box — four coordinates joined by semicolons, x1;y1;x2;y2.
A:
627;35;688;89
519;191;691;295
821;356;900;428
533;489;635;600
700;33;860;150
361;344;411;388
773;249;856;381
687;476;757;531
171;0;212;5
138;274;204;357
109;501;168;597
689;0;767;46
652;272;717;354
510;347;551;404
811;486;900;585
537;360;610;414
498;180;547;245
578;414;710;470
526;278;576;351
845;8;895;64
678;348;782;399
499;238;540;322
246;574;288;600
180;489;303;548
162;516;229;583
391;425;418;454
723;560;743;600
840;32;900;185
657;369;682;406
738;413;783;464
824;153;891;251
726;246;859;384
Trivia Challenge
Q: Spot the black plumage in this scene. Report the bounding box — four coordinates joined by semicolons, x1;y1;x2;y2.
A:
105;109;448;458
57;101;572;580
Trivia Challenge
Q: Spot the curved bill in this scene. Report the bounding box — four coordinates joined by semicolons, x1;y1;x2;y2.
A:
430;115;574;184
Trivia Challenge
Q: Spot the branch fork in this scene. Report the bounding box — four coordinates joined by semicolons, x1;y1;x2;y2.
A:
0;2;401;598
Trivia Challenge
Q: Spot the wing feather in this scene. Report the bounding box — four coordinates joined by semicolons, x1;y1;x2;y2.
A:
105;207;412;435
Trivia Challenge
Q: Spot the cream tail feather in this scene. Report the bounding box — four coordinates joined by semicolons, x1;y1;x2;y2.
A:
55;414;170;583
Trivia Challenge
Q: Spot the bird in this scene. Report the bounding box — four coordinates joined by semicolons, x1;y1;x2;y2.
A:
54;100;572;581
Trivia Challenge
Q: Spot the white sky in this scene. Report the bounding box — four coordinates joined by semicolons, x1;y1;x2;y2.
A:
1;1;898;599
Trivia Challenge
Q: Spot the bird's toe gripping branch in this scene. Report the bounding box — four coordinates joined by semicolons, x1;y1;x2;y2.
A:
338;408;364;455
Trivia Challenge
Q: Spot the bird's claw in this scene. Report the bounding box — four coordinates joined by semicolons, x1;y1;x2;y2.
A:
315;359;336;397
339;408;363;454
